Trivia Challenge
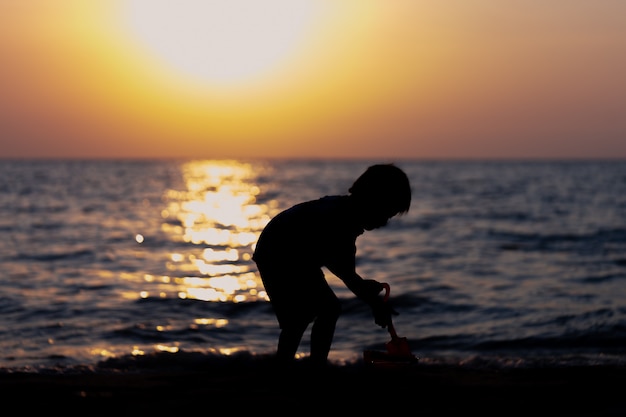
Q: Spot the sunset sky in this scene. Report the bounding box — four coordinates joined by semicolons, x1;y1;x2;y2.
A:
1;0;625;160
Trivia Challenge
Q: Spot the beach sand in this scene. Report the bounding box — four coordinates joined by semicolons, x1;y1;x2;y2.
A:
2;356;625;416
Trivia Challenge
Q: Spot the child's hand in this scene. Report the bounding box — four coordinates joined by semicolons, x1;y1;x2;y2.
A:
360;279;385;300
371;299;399;328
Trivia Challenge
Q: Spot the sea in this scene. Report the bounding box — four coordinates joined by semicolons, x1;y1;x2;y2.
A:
1;158;626;373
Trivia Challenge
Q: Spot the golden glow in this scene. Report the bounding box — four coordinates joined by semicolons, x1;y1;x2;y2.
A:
193;318;228;327
96;348;117;359
106;162;274;361
156;345;180;354
202;248;238;262
123;0;321;86
171;253;184;262
218;347;243;356
159;160;270;303
4;2;624;159
193;260;244;276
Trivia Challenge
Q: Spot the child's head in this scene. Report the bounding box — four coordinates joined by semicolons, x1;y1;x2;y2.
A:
349;163;411;230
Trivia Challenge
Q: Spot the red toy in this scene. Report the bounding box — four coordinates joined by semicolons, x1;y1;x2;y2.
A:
363;283;418;367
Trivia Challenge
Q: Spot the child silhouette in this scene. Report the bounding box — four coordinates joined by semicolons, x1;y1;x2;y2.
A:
253;163;411;366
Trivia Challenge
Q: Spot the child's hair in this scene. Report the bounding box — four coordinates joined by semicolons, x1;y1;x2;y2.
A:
348;163;411;215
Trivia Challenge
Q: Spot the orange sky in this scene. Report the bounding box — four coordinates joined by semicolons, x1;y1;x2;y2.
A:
1;0;625;160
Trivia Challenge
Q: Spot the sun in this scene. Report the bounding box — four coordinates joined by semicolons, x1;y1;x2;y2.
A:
123;0;320;86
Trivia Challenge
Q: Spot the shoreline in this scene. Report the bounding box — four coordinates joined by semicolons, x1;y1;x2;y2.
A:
3;360;625;415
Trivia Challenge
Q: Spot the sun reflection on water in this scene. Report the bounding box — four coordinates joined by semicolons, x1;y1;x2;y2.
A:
118;160;275;360
158;160;271;303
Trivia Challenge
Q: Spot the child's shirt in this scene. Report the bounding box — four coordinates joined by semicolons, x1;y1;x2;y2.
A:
253;195;364;277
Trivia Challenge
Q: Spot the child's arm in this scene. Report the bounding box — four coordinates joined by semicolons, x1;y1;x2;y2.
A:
328;267;381;301
328;267;398;327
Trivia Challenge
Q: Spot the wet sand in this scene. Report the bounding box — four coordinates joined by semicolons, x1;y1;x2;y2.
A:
2;360;625;416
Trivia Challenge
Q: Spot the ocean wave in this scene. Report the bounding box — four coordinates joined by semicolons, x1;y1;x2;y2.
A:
16;248;94;262
492;227;626;252
3;348;625;376
3;160;626;374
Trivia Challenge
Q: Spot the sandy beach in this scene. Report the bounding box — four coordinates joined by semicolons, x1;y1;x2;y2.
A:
3;358;625;416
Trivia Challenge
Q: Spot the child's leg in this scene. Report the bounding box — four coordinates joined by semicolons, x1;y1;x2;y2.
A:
310;292;341;364
276;321;309;362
